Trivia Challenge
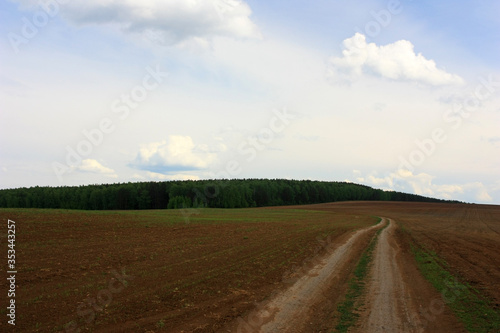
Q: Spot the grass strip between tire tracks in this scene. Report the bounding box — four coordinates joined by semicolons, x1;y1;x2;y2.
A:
333;217;387;332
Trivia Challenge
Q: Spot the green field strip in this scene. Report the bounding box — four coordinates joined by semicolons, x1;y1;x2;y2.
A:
411;243;500;333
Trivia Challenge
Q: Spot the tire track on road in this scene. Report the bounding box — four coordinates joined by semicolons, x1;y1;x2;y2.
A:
355;218;423;333
233;220;386;333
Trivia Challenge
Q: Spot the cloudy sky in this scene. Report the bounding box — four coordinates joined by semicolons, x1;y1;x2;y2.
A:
1;0;499;204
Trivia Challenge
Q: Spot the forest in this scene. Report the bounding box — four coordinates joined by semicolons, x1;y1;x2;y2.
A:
0;179;455;210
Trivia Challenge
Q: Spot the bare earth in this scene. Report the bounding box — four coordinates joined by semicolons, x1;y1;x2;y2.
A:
3;203;495;332
225;220;384;333
355;218;422;333
228;214;466;333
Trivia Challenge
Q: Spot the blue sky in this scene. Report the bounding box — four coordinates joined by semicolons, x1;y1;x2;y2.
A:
1;0;499;204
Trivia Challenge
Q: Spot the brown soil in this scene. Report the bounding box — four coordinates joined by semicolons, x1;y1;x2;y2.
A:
354;218;465;333
222;220;384;333
323;201;500;308
355;219;417;332
0;208;373;333
296;201;499;332
1;202;498;332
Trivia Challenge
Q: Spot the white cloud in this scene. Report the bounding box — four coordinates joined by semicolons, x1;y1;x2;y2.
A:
329;33;465;86
14;0;261;45
77;159;117;177
354;169;493;203
131;135;217;173
464;182;493;202
146;171;199;181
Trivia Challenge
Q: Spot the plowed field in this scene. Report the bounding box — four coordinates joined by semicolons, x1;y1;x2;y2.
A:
1;202;499;332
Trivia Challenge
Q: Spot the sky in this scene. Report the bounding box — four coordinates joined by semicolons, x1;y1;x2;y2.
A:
1;0;499;204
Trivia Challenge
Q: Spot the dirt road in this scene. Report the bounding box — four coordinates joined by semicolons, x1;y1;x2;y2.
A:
232;218;431;333
355;218;422;332
231;220;385;333
224;205;473;333
3;204;486;332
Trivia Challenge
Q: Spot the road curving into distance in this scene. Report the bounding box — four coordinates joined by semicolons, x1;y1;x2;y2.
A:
230;217;437;333
354;218;423;333
234;219;386;333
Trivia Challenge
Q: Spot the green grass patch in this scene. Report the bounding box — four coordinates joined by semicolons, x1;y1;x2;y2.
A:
333;219;387;332
411;243;500;333
371;216;382;225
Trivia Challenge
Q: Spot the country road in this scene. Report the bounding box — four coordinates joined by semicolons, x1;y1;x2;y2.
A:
226;218;456;333
354;218;422;332
227;217;464;333
2;203;488;332
257;220;384;333
227;219;385;333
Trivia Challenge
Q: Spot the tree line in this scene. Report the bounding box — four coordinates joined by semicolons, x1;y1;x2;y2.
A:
0;179;455;210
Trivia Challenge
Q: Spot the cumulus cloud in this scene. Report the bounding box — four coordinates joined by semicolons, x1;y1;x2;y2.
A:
329;33;465;86
77;159;117;177
14;0;260;45
465;182;493;202
355;169;492;202
130;135;219;173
